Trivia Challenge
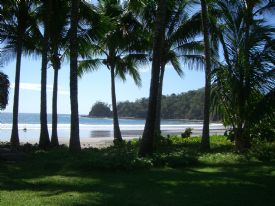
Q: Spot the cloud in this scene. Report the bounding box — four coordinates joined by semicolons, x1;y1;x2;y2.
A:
11;82;69;96
139;65;151;73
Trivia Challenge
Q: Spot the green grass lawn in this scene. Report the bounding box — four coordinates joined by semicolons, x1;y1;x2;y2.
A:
1;136;275;206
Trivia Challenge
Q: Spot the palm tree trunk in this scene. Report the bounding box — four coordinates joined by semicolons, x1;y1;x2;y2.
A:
69;0;81;152
201;0;211;151
155;64;165;136
51;55;59;147
110;65;122;142
139;0;166;157
10;40;23;147
39;0;51;149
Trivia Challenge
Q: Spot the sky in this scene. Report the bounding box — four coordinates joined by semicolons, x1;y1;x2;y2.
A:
1;4;274;115
2;58;205;115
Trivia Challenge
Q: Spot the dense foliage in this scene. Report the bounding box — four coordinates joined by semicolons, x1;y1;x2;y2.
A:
0;71;9;110
116;87;219;120
89;101;112;117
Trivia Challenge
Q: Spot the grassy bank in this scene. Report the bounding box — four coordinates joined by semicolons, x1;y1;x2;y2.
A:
1;136;275;206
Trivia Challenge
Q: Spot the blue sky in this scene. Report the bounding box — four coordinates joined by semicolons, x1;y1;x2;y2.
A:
2;58;205;115
1;5;274;115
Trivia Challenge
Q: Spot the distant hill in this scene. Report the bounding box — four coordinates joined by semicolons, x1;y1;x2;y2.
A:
89;88;220;120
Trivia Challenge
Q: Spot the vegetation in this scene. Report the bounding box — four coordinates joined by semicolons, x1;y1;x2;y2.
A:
0;71;9;110
200;0;211;150
210;0;275;151
89;101;112;117
78;0;147;142
1;136;275;205
0;0;274;204
116;88;218;120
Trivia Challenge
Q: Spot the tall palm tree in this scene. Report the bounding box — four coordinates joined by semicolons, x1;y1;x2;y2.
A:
48;0;70;147
0;71;10;110
39;0;51;149
211;0;275;151
69;0;81;151
200;0;211;150
48;0;98;147
79;0;147;142
139;0;167;156
153;1;204;135
0;0;35;147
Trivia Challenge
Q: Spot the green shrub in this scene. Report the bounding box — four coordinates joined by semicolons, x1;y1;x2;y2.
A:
181;128;193;138
249;140;275;162
152;151;198;168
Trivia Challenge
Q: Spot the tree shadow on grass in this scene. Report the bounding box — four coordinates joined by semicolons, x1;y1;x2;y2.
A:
1;158;275;206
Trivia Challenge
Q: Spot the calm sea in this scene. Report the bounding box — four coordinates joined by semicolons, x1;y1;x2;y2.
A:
0;113;224;143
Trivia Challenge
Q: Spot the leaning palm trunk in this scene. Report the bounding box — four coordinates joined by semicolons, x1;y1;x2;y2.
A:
51;53;60;147
110;65;122;142
139;0;166;157
155;64;165;136
39;0;51;149
69;0;81;152
200;0;211;150
10;40;23;147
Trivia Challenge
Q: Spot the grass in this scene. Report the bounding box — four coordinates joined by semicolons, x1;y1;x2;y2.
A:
1;136;275;206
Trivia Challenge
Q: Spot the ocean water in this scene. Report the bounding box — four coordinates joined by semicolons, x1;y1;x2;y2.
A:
0;113;225;143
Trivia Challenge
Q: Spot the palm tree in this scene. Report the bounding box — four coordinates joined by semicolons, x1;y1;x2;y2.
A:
69;0;81;151
48;0;98;147
153;1;204;135
79;0;147;142
0;71;10;110
0;0;35;147
139;0;167;156
48;0;71;147
211;0;275;151
39;0;51;149
200;0;211;150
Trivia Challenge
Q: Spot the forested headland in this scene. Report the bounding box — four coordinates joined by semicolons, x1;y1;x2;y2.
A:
88;88;220;120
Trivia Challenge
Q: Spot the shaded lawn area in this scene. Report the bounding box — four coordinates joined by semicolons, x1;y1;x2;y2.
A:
1;159;275;205
1;136;275;206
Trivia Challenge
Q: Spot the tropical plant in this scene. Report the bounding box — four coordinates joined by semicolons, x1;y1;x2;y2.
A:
69;0;81;151
0;0;36;146
139;0;167;156
47;0;71;147
211;0;275;151
79;0;148;142
200;0;212;150
138;0;203;156
38;0;51;149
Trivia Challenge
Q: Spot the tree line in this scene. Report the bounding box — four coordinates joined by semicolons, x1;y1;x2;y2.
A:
0;0;274;155
89;88;220;120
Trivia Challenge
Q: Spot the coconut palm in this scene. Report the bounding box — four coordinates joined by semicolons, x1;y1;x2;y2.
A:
38;0;52;149
0;0;36;146
138;0;203;156
48;0;71;147
154;0;204;135
211;0;275;151
69;0;81;151
78;0;147;142
139;0;167;156
200;0;212;150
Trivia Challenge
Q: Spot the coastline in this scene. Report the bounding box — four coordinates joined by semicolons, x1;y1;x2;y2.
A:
80;115;221;123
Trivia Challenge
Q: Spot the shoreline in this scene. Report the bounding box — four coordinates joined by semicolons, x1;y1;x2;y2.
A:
80;115;221;123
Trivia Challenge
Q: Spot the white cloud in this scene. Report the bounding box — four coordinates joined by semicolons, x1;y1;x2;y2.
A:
139;64;151;73
11;82;69;96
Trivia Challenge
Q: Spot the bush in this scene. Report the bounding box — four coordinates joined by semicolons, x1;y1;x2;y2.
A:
152;151;198;168
181;128;193;138
79;142;153;170
249;140;275;162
